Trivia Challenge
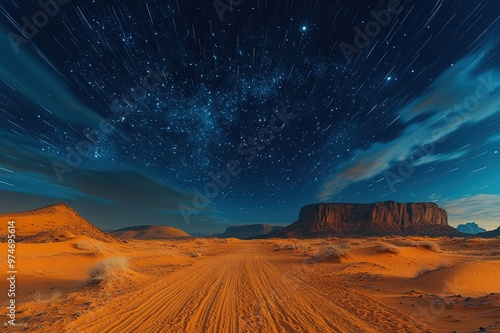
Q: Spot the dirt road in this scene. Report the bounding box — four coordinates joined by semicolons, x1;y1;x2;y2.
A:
68;242;423;333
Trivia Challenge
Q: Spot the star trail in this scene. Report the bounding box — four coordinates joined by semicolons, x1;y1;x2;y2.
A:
0;0;499;232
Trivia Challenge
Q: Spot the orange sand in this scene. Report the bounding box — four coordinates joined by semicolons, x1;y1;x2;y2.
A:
1;236;499;332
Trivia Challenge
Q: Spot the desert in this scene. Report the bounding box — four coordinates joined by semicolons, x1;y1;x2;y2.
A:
2;2;500;332
1;203;500;333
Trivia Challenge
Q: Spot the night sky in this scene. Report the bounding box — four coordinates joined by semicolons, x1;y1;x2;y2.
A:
1;0;499;233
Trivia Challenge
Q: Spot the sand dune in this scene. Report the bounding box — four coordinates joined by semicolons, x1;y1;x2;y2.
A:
20;229;77;243
111;225;191;240
407;260;500;295
0;203;119;243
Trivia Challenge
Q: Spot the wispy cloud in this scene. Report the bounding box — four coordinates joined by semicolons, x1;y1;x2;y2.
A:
0;28;102;127
442;194;500;231
317;45;500;201
487;133;500;143
0;140;194;209
412;150;469;167
0;140;228;231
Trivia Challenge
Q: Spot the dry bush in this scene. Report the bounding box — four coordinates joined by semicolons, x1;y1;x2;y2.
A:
311;244;350;261
32;289;62;302
190;252;203;257
319;237;336;244
488;250;500;256
415;265;434;277
335;242;351;250
467;238;483;243
75;240;106;256
414;260;450;277
285;243;310;252
418;241;441;252
436;260;450;269
377;243;401;254
274;243;284;251
394;239;417;247
88;257;129;283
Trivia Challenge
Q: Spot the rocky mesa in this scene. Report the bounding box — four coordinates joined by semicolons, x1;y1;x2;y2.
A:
275;201;460;237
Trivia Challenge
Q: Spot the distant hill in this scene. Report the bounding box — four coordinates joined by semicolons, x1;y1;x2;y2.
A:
0;203;120;243
456;222;486;234
213;224;283;239
272;201;461;238
477;226;500;238
111;225;191;240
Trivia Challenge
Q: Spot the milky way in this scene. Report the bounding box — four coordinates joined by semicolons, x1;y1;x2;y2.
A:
0;0;499;232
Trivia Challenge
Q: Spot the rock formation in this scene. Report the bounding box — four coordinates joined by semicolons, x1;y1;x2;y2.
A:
477;226;500;238
456;222;486;234
274;201;459;237
214;224;283;239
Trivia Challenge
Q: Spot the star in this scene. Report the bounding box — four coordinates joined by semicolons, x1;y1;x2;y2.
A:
0;0;498;233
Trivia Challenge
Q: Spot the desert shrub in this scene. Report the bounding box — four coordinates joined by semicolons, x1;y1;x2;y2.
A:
377;243;401;254
191;252;203;257
311;244;350;261
285;243;310;251
274;243;285;251
395;240;417;247
436;260;450;269
335;242;351;250
418;241;441;252
32;289;62;302
467;238;483;243
488;250;500;256
88;257;129;283
414;260;450;277
415;265;434;277
75;240;106;256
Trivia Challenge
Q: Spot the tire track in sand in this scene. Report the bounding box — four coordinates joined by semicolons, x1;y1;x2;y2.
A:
67;242;423;333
